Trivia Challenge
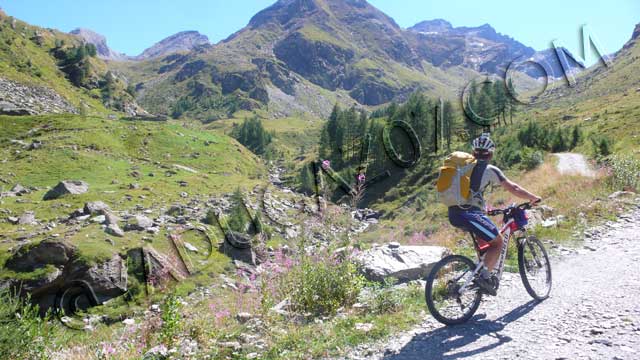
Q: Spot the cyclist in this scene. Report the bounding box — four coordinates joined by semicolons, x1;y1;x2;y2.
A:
448;133;542;295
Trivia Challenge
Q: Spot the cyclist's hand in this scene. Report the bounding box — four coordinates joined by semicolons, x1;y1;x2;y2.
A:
530;196;542;205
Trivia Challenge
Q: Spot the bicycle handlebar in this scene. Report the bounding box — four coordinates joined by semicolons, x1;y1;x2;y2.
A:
487;199;541;216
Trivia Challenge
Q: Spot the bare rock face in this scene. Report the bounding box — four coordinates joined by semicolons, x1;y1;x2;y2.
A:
43;180;89;200
356;243;449;283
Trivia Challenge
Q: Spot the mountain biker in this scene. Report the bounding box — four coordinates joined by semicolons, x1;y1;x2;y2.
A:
447;133;542;295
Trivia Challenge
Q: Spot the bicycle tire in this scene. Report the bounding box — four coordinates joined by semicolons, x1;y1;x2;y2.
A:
518;235;552;300
425;254;482;325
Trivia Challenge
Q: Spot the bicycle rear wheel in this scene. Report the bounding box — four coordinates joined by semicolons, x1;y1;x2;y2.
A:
518;235;552;300
425;255;482;325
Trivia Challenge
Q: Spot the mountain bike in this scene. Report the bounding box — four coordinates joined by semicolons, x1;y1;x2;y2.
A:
425;201;552;325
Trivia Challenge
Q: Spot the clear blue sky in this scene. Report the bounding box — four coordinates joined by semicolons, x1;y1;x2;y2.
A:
1;0;637;63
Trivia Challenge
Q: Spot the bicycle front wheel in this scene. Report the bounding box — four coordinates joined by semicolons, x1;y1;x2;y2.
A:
518;235;552;300
425;255;482;325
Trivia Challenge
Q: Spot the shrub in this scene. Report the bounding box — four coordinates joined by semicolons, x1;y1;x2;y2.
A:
608;155;640;192
591;136;612;158
0;288;54;359
281;255;365;316
520;147;544;170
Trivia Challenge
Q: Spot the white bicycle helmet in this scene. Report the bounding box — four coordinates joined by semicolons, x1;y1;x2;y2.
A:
472;133;495;152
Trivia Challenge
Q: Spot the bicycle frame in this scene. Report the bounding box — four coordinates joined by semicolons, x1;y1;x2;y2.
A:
457;218;526;295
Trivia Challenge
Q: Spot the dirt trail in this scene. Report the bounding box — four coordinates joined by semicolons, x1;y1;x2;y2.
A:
346;201;640;360
555;153;597;177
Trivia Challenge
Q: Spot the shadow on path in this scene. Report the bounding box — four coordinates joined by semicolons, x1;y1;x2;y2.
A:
383;299;540;360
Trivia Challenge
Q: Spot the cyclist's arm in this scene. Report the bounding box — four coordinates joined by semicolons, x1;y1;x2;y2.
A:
500;179;541;202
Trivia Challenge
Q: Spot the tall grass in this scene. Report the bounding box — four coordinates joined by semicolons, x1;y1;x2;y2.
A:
0;288;54;360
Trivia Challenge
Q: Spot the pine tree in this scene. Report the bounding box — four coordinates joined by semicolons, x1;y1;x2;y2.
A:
298;162;316;195
570;125;581;149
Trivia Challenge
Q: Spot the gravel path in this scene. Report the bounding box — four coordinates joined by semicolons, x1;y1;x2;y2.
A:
346;202;640;360
555;153;596;177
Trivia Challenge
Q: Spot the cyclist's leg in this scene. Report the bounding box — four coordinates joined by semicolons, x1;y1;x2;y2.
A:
484;234;503;272
453;210;501;271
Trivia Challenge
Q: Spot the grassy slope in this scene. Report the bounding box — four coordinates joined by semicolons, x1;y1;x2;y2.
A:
0;114;264;275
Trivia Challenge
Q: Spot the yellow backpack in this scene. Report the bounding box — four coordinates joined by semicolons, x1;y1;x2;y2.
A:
436;151;477;207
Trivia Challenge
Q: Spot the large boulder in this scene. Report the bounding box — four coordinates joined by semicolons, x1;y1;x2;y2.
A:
356;243;448;283
65;254;128;303
5;240;76;272
43;180;89;200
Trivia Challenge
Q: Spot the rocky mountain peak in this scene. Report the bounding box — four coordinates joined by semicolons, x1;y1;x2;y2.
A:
409;19;453;33
70;28;126;61
249;0;323;28
135;31;210;60
632;23;640;40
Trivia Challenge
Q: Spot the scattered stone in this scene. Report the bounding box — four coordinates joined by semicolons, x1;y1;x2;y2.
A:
27;140;43;150
236;312;253;323
173;164;198;173
17;211;36;225
43;180;89;200
84;201;110;215
355;322;374;332
184;242;198;252
179;192;188;198
106;224;125;237
125;215;153;231
104;212;120;225
10;184;29;196
128;183;140;190
609;191;636;200
90;215;106;223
